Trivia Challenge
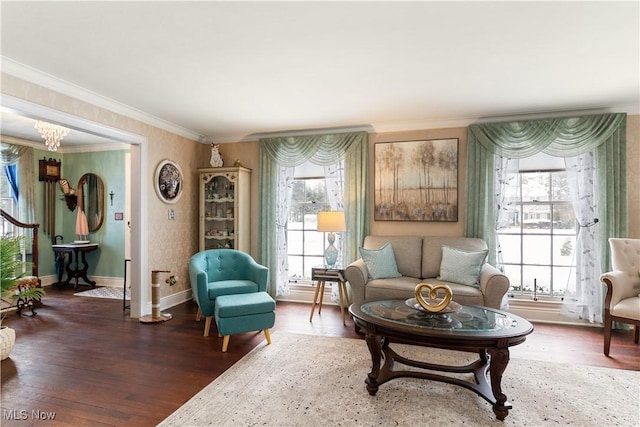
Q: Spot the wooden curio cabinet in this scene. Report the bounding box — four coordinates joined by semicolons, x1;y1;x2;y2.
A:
198;167;251;252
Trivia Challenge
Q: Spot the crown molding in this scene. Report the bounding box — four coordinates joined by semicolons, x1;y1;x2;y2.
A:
1;56;203;142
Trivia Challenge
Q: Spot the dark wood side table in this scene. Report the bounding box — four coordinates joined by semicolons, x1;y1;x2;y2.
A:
309;266;351;325
52;243;100;290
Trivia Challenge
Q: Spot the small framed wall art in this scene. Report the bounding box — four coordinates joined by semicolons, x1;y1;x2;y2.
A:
374;138;459;221
154;159;184;204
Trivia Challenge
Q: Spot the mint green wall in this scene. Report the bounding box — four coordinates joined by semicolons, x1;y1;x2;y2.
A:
33;148;127;280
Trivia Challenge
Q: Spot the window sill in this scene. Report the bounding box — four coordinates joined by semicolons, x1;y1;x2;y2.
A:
278;283;342;306
506;298;599;326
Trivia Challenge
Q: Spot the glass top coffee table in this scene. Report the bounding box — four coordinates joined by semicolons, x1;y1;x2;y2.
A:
349;299;534;421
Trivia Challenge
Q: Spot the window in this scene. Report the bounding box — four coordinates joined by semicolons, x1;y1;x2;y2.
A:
498;168;577;300
287;162;344;284
1;167;18;236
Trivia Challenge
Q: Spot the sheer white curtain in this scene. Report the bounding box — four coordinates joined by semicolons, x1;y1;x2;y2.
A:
274;162;345;300
563;152;602;323
324;162;345;301
494;156;520;269
274;166;295;297
494;156;519;309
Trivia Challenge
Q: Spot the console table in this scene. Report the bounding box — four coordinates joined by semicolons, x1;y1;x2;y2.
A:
52;243;100;289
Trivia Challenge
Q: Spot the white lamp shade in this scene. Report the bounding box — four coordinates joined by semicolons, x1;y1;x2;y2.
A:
317;211;346;232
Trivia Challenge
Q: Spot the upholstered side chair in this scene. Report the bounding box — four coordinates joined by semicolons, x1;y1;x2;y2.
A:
599;238;640;356
189;249;269;336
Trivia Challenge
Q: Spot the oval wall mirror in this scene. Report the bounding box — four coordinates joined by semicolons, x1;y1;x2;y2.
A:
77;173;105;232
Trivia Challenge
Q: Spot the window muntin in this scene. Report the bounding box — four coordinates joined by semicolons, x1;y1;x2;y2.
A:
287;178;331;283
499;170;577;299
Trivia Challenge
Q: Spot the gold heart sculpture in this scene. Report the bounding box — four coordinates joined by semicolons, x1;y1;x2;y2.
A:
414;283;453;312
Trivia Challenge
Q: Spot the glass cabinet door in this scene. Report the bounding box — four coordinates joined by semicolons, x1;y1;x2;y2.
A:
199;167;250;253
203;174;235;249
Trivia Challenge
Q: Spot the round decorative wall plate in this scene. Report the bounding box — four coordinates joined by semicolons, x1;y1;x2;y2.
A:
154;160;183;204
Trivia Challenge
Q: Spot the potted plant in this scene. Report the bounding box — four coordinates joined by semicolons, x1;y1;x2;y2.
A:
1;234;46;360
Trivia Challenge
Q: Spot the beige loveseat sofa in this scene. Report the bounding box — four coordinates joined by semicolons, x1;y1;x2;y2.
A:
345;235;509;309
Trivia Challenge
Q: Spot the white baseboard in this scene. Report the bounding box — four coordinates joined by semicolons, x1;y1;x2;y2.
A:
40;275;193;313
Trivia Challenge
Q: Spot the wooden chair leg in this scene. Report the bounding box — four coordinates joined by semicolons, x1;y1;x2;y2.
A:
634;325;639;344
196;307;202;322
604;314;612;356
204;316;212;337
222;335;230;352
264;329;272;345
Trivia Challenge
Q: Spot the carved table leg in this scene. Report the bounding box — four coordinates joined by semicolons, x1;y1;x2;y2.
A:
364;326;383;396
487;346;510;420
78;250;96;287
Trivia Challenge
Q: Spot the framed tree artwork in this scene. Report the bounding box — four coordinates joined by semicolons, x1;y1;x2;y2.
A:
374;138;458;221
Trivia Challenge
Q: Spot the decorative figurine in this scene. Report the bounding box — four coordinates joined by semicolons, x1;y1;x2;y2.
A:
210;143;224;167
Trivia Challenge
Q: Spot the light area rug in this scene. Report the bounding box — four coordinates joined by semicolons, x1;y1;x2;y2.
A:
74;286;129;300
159;331;640;427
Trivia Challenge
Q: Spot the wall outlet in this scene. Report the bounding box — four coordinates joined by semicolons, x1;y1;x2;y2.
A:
168;209;175;220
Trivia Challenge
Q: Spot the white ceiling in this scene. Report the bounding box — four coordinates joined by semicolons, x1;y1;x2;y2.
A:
1;1;638;144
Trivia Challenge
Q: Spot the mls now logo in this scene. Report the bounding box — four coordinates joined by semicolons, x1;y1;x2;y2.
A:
3;409;56;421
31;410;57;420
3;410;28;420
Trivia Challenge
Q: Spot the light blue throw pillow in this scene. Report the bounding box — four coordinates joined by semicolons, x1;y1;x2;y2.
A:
437;245;488;287
359;242;402;280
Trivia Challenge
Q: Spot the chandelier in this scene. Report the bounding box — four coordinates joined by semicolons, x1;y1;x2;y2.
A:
35;121;70;152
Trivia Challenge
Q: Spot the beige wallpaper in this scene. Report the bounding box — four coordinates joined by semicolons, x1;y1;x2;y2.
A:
1;73;201;300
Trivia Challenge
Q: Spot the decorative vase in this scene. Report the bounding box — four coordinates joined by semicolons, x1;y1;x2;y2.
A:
0;326;16;360
324;232;339;266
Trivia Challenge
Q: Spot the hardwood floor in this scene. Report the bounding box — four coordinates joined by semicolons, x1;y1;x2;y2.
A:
1;288;638;426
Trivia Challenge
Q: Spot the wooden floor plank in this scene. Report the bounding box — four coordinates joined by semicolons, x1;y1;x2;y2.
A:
1;288;638;426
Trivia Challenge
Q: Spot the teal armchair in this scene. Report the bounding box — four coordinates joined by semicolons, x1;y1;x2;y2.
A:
189;249;269;336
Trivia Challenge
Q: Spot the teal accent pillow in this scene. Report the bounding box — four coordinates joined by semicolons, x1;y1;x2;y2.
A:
437;245;488;287
359;242;402;280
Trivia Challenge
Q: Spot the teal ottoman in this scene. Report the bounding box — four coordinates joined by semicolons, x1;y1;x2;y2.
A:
214;292;276;352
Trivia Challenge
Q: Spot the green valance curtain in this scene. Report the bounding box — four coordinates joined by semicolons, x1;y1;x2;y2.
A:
470;113;626;158
465;112;627;272
258;131;369;297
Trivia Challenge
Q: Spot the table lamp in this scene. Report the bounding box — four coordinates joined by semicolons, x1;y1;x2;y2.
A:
317;211;346;267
